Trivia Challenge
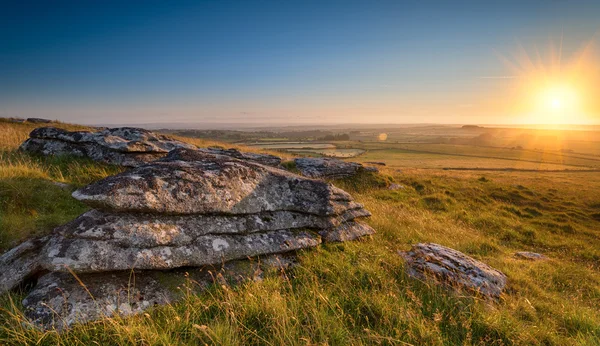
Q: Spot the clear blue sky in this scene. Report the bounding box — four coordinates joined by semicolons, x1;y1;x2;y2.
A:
1;0;599;125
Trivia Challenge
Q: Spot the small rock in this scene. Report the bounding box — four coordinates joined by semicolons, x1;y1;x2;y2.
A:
365;161;386;166
388;184;405;190
399;243;507;298
26;118;52;123
2;117;25;123
52;181;72;190
515;252;547;260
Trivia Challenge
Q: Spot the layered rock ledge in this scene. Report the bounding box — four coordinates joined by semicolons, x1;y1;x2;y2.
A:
0;148;374;329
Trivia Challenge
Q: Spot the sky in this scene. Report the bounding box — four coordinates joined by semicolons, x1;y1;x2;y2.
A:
1;0;600;126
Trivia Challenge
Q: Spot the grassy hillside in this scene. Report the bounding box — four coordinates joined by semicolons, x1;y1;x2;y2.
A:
1;121;599;345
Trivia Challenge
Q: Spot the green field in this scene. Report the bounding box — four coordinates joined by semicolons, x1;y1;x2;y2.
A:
1;121;599;345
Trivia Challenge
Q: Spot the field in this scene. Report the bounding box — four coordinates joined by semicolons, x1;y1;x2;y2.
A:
1;120;599;345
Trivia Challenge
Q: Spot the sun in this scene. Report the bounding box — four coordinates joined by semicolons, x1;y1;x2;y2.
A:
498;38;600;124
535;83;579;120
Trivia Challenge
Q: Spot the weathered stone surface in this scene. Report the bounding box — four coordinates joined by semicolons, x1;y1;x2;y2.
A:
319;221;375;242
41;229;320;273
515;251;547;260
73;149;355;215
200;147;282;167
55;208;371;248
294;157;374;179
23;254;294;330
20;127;196;167
399;243;507;298
0;237;48;294
0;229;320;293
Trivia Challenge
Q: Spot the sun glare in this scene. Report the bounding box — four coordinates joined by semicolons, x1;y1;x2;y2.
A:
500;39;600;125
533;83;580;123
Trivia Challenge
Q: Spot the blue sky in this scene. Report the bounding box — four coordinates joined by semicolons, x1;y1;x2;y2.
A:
1;0;599;125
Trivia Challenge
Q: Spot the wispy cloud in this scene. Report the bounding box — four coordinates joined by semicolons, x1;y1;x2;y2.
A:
479;76;519;79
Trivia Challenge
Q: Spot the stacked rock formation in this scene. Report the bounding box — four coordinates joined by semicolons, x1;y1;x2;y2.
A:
0;148;374;328
295;157;378;179
399;243;507;298
20;127;197;167
20;126;283;168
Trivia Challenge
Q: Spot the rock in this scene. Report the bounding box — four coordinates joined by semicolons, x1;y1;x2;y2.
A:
364;166;379;173
22;254;293;330
52;181;72;190
26;118;52;123
201;147;282;167
0;148;375;328
2;117;26;123
399;243;507;298
19;127;282;168
40;228;321;273
319;221;375;242
366;161;386;166
388;184;405;190
54;208;371;249
0;237;48;294
294;157;373;179
73;149;357;215
515;252;547;260
19;127;197;167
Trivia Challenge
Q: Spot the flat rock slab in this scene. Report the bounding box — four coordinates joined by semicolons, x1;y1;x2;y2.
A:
294;157;372;179
41;228;321;273
200;147;282;167
73;149;355;215
399;243;507;298
55;208;371;248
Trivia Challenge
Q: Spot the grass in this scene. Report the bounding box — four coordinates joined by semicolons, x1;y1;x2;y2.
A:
0;121;599;344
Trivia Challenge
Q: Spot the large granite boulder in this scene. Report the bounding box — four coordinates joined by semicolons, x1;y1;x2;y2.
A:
0;148;374;329
399;243;507;298
294;157;378;179
20;127;197;167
